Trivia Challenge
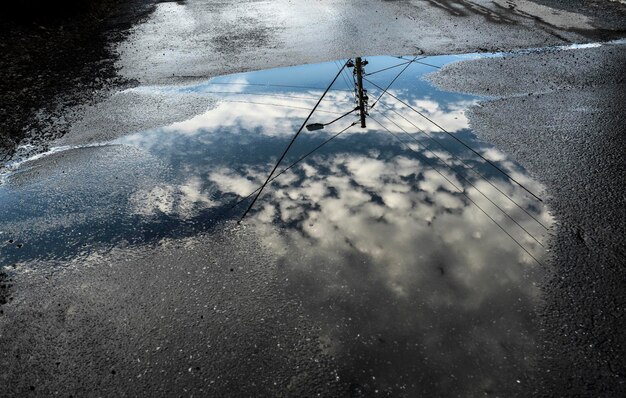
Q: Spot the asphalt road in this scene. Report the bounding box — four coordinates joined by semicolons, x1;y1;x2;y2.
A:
1;0;625;396
430;41;626;397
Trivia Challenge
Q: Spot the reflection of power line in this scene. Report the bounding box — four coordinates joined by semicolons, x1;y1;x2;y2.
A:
198;80;353;92
239;61;351;222
307;107;359;131
331;60;358;109
231;121;358;209
355;57;368;128
373;108;545;248
219;99;347;114
342;62;356;95
369;55;419;110
335;60;354;91
374;99;549;231
366;62;547;228
197;90;351;102
364;56;427;77
364;76;543;203
365;60;411;77
369;114;544;266
394;56;442;69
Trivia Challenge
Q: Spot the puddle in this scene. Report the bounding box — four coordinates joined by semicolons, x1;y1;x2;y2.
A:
0;54;553;395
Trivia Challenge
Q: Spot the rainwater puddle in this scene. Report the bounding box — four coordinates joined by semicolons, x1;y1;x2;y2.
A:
0;54;553;395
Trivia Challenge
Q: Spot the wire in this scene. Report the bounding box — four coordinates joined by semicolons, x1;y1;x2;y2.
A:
335;60;354;91
364;56;427;77
230;121;358;209
364;76;543;203
218;99;347;114
184;80;353;92
373;108;545;248
414;60;441;69
321;107;359;126
365;60;411;76
374;99;550;230
239;60;350;222
334;59;358;104
350;64;359;104
394;56;441;69
369;56;419;110
368;114;544;266
342;61;356;89
196;90;330;102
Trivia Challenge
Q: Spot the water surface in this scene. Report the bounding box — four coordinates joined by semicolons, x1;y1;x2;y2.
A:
0;54;552;395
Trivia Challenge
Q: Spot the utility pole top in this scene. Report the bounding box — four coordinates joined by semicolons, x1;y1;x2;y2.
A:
355;57;367;128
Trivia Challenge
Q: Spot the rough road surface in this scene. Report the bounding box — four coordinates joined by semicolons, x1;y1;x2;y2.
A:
430;43;626;396
1;0;625;396
1;226;344;396
3;0;626;160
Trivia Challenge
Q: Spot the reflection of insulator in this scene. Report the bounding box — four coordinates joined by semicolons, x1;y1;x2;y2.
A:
346;60;355;68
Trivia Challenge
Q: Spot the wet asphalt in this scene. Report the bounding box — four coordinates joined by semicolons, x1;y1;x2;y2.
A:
1;0;626;396
430;42;626;396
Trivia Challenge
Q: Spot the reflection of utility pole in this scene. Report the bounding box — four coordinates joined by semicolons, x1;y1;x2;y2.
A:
355;57;367;128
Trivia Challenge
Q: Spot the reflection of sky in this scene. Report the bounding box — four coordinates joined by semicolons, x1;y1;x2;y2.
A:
0;55;552;396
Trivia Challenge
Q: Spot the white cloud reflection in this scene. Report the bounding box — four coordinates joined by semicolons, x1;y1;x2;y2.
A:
163;90;355;137
110;56;554;394
127;84;474;141
1;55;556;396
228;149;551;394
130;177;218;219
